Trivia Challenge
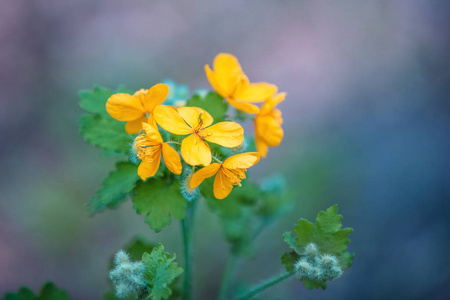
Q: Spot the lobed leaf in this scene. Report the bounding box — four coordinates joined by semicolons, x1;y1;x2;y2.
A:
281;205;354;289
79;86;134;154
132;177;186;232
79;114;132;154
88;162;139;215
142;244;183;300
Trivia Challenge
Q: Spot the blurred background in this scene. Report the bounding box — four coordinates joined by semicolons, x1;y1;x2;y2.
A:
1;0;449;299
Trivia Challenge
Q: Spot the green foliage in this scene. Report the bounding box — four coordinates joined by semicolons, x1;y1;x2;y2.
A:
132;177;186;233
281;205;354;289
186;92;228;122
4;283;71;300
102;291;135;300
201;174;292;255
79;86;133;154
124;237;156;262
142;244;183;300
108;236;156;272
88;162;139;215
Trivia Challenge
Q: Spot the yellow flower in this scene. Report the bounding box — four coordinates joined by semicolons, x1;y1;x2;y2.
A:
205;53;278;114
153;105;244;166
106;83;169;134
134;122;182;180
189;152;260;199
255;93;285;158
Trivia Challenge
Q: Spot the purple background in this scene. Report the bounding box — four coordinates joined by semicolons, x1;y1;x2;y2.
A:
1;0;449;299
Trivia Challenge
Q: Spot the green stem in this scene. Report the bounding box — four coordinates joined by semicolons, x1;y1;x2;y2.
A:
236;272;294;300
181;200;196;300
166;141;181;145
218;254;238;300
212;156;223;164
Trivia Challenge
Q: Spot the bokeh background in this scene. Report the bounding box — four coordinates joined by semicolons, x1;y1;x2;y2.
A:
1;0;449;299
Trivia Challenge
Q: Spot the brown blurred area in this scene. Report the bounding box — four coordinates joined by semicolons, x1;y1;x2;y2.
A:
1;0;449;299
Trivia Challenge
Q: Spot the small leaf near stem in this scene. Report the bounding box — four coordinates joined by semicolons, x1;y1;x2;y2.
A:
236;272;294;300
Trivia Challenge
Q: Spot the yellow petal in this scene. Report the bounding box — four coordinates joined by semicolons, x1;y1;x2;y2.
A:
223;152;260;169
153;105;192;135
227;98;260;114
260;93;286;115
142;122;163;143
213;168;234;199
162;143;182;175
106;93;145;121
255;114;284;147
142;83;169;112
213;53;246;96
202;122;244;148
178;107;214;129
137;152;161;180
125;116;148;134
255;134;269;158
205;65;226;97
190;163;221;188
181;134;211;166
234;82;278;103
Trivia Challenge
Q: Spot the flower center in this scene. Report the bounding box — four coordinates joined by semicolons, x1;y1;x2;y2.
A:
221;167;247;187
134;134;161;161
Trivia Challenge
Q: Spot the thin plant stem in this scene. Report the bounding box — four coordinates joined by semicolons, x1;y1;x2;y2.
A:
218;253;238;300
181;200;197;300
236;272;294;300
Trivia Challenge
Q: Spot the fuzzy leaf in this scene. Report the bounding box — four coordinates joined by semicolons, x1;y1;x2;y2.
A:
79;114;131;154
186;92;228;122
281;205;354;289
4;283;71;300
88;162;139;215
142;244;183;300
132;178;186;232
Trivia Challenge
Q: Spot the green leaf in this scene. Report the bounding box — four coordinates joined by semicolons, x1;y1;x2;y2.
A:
79;114;132;154
281;205;354;289
88;162;139;215
132;177;186;232
280;252;297;273
186;92;228;122
4;283;71;300
79;86;112;115
79;86;133;115
102;291;135;300
4;287;35;300
79;86;134;154
142;244;183;300
37;283;71;300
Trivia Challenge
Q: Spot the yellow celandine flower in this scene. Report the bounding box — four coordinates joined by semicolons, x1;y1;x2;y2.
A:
255;93;286;158
205;53;278;114
134;122;182;180
106;83;169;134
189;152;260;199
153;105;244;166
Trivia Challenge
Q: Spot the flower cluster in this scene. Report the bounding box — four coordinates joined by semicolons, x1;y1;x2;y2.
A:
294;243;343;282
105;53;286;199
109;251;147;298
